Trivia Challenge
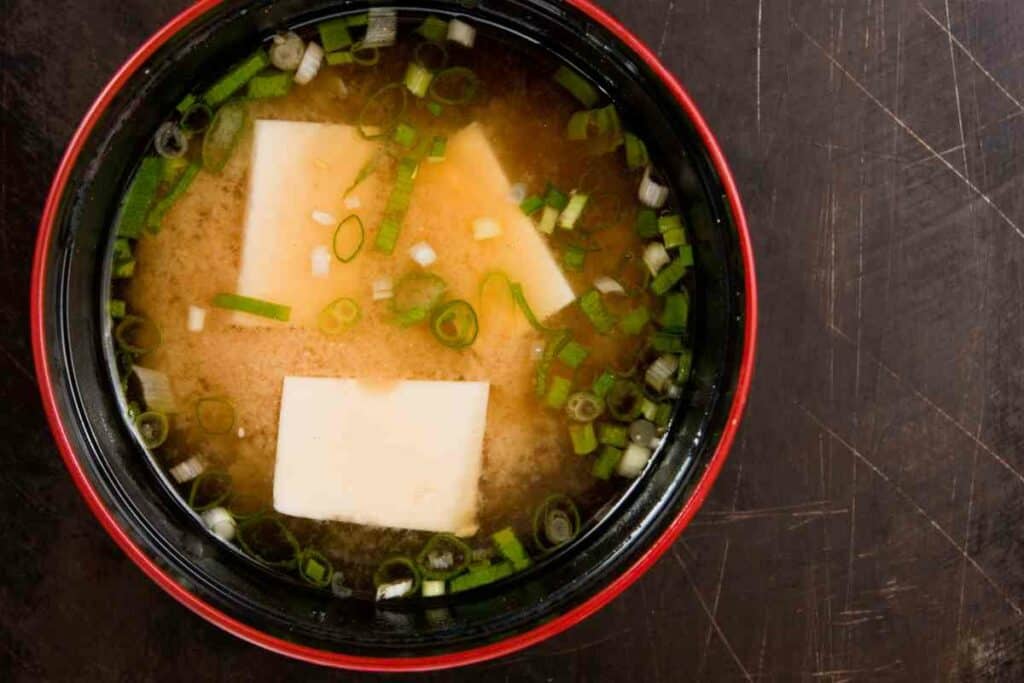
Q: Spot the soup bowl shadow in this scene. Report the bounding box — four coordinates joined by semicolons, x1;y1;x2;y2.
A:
30;0;757;671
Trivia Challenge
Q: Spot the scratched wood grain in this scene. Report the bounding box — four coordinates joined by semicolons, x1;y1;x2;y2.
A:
3;0;1024;680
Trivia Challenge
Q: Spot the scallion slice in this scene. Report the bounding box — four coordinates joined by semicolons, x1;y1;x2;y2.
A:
537;205;559;234
428;135;447;162
544;185;569;210
238;515;300;568
557;340;590;369
569;422;598;454
447;18;476;48
146;162;199;233
326;50;354;66
269;31;305;71
592;370;617;399
635;207;659;239
414;40;449;71
624;132;650;169
392;121;419;148
350;41;380;66
553;65;599;107
652;331;686;353
677;348;694;385
297;548;334;588
331;214;365;263
429;66;479;105
492;528;532;570
246;70;293;99
566;391;603;422
426;101;444;117
153;122;188;159
346;12;369;27
592;445;624;479
195;397;235;434
520;195;544;216
404;62;434;98
212;293;291;322
363;9;398;48
317;297;361;335
645;354;680;393
416;15;449;42
374;556;421;599
134;411;169;448
658;213;687;249
578;290;616;334
638;164;670;209
650;257;688;295
562;245;586;271
116;157;162;238
392;271;447;326
449;561;515;593
606;378;644;421
416;533;471;579
598;422;629;448
188;471;232;511
659;291;689;330
203;50;270;107
533;494;581;550
202;101;247;173
619;306;650;336
179;101;213;134
508;282;553;333
374;157;419;253
544;376;573;410
108;299;127;319
115;315;162;355
358;83;407;139
344;147;382;197
558;192;589;230
318;18;353;52
431;299;479;348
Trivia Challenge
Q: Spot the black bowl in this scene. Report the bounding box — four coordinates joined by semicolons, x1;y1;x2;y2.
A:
31;0;756;671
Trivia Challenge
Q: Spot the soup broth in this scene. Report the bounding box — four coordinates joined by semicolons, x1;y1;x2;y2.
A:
108;10;695;598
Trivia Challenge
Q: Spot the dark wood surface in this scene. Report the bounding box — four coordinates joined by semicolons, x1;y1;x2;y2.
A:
4;0;1024;679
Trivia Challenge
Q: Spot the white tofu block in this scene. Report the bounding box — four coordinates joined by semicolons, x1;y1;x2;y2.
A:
273;377;489;534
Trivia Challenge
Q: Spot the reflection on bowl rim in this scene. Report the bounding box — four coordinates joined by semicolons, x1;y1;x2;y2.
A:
30;0;757;672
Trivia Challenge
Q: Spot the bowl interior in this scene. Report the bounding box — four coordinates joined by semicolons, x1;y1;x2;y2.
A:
36;0;749;660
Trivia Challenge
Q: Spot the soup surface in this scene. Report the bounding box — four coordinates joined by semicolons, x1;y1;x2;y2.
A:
108;10;695;598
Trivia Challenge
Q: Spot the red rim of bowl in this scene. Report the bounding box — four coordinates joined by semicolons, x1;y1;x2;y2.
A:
30;0;758;672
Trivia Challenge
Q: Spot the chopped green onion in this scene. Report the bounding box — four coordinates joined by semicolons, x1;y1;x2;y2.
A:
333;214;365;262
374;556;421;597
393;121;419;147
374;157;419;253
654;402;673;427
635;208;659;239
113;257;136;279
326;50;354;66
537;205;559;234
203;50;270;107
553;65;599;107
592;445;624;479
449;561;515;593
492;527;532;570
115;315;161;355
392;271;447;325
238;515;300;568
566;391;604;422
558;192;589;230
557;340;590;369
147;162;199;232
358;83;407;140
350;41;380;66
619;306;651;336
650;257;688;295
416;15;449;42
533;494;581;550
565;105;622;145
431;299;479;348
592;370;617;399
134;411;169;448
116;157;162;238
426;101;443;117
422;580;446;597
658;213;687;249
659;291;689;331
212;292;291;322
180;101;213;134
567;111;591;140
246;70;293;99
318;297;361;335
161;156;189;184
678;244;695;267
344;147;382;197
569;422;598;455
563;245;586;271
346;12;369;26
202;101;247;173
520;195;544;216
624;132;650;169
606;378;644;421
132;366;176;413
536;330;570;398
578;290;616;334
598;422;629;448
404;62;434;98
318;18;353;52
544;185;569;210
429;66;479;105
176;93;196;115
297;548;333;588
645;354;680;393
677;348;694;384
195;397;235;434
652;331;686;353
544;376;573;410
508;282;553;333
428;135;447;162
188;471;232;511
414;41;449;71
108;299;127;319
416;533;471;579
640;398;659;422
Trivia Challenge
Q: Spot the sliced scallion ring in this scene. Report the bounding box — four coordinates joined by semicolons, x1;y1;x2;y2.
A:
227;492;267;521
350;41;381;66
134;411;169;448
115;315;162;355
332;214;365;262
606;378;645;421
429;67;479;105
358;82;407;139
565;392;604;422
237;515;300;568
373;556;421;595
179;101;213;134
202;101;247;173
195;397;235;434
154;122;188;159
188;471;232;511
430;299;478;349
297;548;334;588
392;271;447;326
416;533;471;579
533;494;581;550
414;40;448;71
318;297;361;335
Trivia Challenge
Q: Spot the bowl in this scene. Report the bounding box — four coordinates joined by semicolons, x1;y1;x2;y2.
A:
30;0;756;671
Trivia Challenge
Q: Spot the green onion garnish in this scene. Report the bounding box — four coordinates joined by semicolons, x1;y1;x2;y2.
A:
246;70;293;99
108;299;127;319
492;527;532;570
578;290;616;334
624;132;650;169
567;111;591;140
533;494;581;550
350;41;380;66
326;50;354;65
428;135;447;162
333;214;365;262
202;101;247;173
658;213;687;249
180;101;213;134
162;156;189;184
318;18;353;52
429;67;479;105
317;297;361;335
134;411;169;448
188;471;232;511
654;402;673;428
544;375;573;410
449;560;515;593
195;397;235;434
544;185;569;210
416;15;449;42
592;445;624;479
508;282;554;333
558;192;589;230
212;292;291;322
536;330;570;397
592;370;617;399
238;515;300;568
652;331;686;353
537;206;559;234
640;398;659;422
176;93;196;115
520;195;544;216
116;157;162;238
374;157;419;253
147;162;199;233
416;533;471;579
115;315;162;355
635;208;659;239
404;62;434;98
566;391;604;422
557;340;590;369
606;378;644;421
569;422;598;454
346;12;369;27
598;422;629;448
562;245;586;271
414;40;449;71
203;50;270;107
358;82;407;140
678;244;695;267
297;548;334;588
650;256;688;295
426;101;444;117
553;65;599;107
344;147;382;197
619;306;650;336
677;348;694;384
113;258;136;279
393;121;419;148
373;556;421;595
392;271;447;326
431;299;479;348
659;291;689;330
